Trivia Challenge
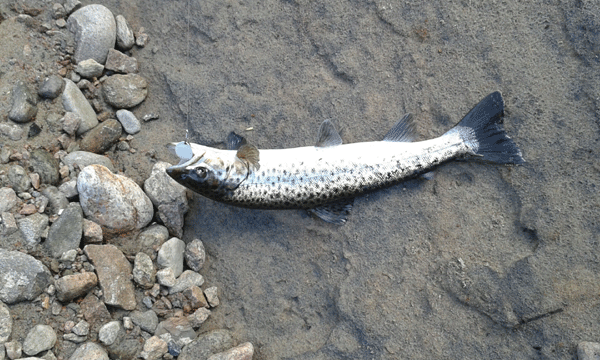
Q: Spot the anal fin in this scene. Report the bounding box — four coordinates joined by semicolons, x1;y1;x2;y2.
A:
308;198;354;225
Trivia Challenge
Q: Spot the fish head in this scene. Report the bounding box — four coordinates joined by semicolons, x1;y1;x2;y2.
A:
166;141;249;195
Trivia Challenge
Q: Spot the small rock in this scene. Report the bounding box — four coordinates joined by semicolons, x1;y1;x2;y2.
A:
71;320;89;336
75;58;104;78
115;109;141;134
0;187;18;212
130;310;159;334
56;18;67;27
105;49;138;74
38;75;65;99
204;286;219;307
183;286;208;310
155;317;196;346
59;179;79;199
78;165;153;234
69;341;109;360
61;112;81;135
156;268;176;288
84;244;136;310
115;15;135;50
98;321;121;346
157;238;186;278
187;307;210;329
81;293;111;324
55;272;98;302
0;301;12;343
178;330;234;360
82;219;103;243
22;325;57;356
207;343;254;360
29;149;60;185
67;5;116;64
63;151;115;172
79;119;123;154
140;336;168;360
60;249;78;261
102;74;148;108
123;316;134;330
135;224;169;257
133;252;155;289
0;123;24;141
0;147;10;163
143;113;159;122
62;79;98;135
19;203;37;215
170;271;204;294
1;212;19;235
29;172;40;189
64;333;87;343
4;341;21;360
27;123;42;138
64;0;81;14
46;202;83;257
185;239;206;272
136;27;149;47
9;81;37;124
42;186;69;215
52;3;66;18
8;165;31;193
17;212;49;244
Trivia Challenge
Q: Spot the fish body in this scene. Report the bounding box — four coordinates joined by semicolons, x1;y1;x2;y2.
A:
167;92;523;224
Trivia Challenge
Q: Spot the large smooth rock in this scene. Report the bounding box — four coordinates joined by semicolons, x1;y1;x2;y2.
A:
8;81;37;123
67;4;116;64
62;79;98;135
78;164;153;234
63;151;115;172
55;272;98;302
84;244;136;310
102;74;148;108
46;203;83;258
0;249;53;304
29;149;60;185
79;119;123;154
23;325;57;356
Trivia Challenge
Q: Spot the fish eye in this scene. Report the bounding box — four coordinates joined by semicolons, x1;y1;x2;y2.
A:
196;167;208;179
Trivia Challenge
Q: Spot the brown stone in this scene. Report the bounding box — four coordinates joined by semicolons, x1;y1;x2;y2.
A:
81;293;111;324
183;286;208;310
80;119;122;154
82;219;103;244
55;272;98;302
105;49;138;74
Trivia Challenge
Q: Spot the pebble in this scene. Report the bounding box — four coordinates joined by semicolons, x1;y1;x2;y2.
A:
62;151;115;173
136;27;149;47
29;172;40;190
17;213;49;245
178;329;234;360
136;224;169;257
62;79;98;135
79;119;123;154
64;0;81;14
41;186;69;215
78;165;153;233
81;293;111;324
0;123;23;141
185;239;206;272
82;219;103;243
156;268;176;288
204;286;220;307
140;336;168;360
60;249;78;261
29;149;60;185
0;187;18;213
188;307;210;329
68;341;109;360
75;58;104;78
0;249;52;304
38;75;65;99
67;4;116;64
1;212;18;235
61;112;81;136
46;202;83;258
102;74;148;108
19;203;37;215
23;325;57;356
71;320;90;336
8;81;37;124
64;333;87;343
59;179;79;199
56;18;67;28
143;113;159;122
115;109;141;134
133;252;156;289
155;316;196;346
123;316;134;330
8;165;31;193
157;237;186;278
0;301;11;343
578;342;600;360
98;321;121;346
27;123;42;139
55;271;97;302
115;15;135;50
4;341;21;360
130;310;159;334
183;286;208;310
169;270;205;294
105;49;138;74
207;343;254;360
0;146;10;163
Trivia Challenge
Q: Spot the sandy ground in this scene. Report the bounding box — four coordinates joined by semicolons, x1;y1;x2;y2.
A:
2;0;600;358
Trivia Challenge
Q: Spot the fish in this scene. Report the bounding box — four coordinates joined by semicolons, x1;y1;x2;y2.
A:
166;91;523;224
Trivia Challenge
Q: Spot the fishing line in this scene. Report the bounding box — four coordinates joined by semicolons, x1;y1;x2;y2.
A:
185;0;191;144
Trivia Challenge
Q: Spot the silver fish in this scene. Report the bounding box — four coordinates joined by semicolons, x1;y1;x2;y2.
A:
166;92;523;224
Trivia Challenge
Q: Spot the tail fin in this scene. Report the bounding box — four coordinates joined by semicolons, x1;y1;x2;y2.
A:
450;91;524;164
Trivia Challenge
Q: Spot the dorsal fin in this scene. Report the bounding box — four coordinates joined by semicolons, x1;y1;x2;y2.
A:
226;131;247;150
236;144;260;170
383;114;416;142
316;120;343;147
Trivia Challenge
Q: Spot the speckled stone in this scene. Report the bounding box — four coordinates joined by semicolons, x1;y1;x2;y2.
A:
102;74;148;108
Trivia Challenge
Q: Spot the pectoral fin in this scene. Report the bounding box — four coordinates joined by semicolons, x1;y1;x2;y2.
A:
236;144;260;171
308;198;354;225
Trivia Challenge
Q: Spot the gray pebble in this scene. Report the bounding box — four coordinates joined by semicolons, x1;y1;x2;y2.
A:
71;320;90;336
187;307;210;329
0;301;11;343
63;151;115;173
0;123;24;141
123;316;134;330
204;287;219;308
61;112;81;136
67;5;116;64
4;341;21;360
133;252;156;289
42;186;69;215
23;325;57;356
0;249;53;304
185;239;206;272
1;212;19;236
115;15;135;50
178;330;233;360
64;0;81;14
130;310;159;334
38;75;65;99
18;212;49;245
60;249;78;261
76;58;104;79
169;270;204;294
29;149;60;185
136;28;149;47
59;179;79;199
62;79;98;135
207;342;254;360
143;296;154;309
136;224;169;257
143;113;159;122
8;164;31;193
155;317;195;346
140;336;168;360
0;147;11;164
69;341;109;360
98;321;121;346
9;81;37;124
105;49;138;74
102;74;148;108
64;333;87;343
115;109;141;134
0;187;18;213
46;202;83;258
156;268;176;288
157;238;186;278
